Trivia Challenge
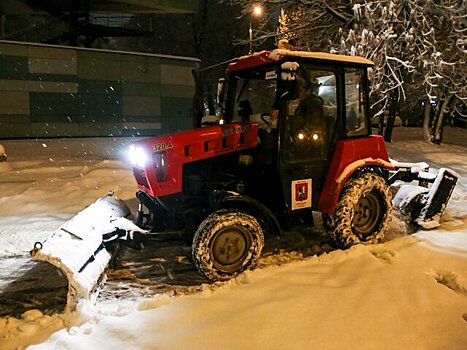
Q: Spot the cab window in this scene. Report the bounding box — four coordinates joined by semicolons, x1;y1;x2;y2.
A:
345;68;369;137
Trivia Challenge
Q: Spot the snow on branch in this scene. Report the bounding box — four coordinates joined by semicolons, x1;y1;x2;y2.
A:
226;0;466;118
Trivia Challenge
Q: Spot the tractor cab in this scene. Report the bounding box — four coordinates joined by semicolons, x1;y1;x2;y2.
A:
218;50;379;223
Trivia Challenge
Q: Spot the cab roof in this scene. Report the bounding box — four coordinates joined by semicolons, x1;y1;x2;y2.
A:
228;49;374;73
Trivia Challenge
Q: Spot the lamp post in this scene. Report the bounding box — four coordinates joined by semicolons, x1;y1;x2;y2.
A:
249;5;263;54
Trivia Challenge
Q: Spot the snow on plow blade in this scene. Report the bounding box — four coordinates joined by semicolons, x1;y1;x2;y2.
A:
30;194;144;309
416;168;458;228
392;165;458;230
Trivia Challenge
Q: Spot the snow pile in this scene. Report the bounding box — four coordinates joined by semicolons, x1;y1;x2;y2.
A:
0;128;466;350
4;237;467;350
280;61;299;80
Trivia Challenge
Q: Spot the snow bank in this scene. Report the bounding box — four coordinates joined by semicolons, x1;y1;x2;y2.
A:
4;237;465;350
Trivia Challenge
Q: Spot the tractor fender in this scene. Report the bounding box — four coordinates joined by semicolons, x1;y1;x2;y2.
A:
214;193;282;237
317;158;394;214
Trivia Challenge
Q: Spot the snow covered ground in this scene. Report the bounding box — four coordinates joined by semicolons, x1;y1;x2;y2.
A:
0;127;466;350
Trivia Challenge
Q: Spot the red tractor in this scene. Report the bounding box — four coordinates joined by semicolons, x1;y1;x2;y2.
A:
127;49;456;281
31;48;457;305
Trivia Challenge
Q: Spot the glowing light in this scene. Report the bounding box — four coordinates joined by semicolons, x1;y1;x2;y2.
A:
219;119;225;125
298;133;305;140
253;5;263;16
129;144;147;167
249;5;265;54
312;133;319;141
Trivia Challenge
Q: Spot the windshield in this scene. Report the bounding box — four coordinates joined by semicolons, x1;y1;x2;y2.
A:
229;67;277;125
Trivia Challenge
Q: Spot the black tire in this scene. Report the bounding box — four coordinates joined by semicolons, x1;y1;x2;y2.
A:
192;210;264;281
324;172;392;248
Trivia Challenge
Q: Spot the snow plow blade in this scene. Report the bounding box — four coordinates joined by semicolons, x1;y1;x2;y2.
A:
415;168;458;228
390;162;458;230
30;194;145;309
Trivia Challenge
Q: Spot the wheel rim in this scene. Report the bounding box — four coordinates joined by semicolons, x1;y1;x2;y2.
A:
210;226;251;273
353;190;385;239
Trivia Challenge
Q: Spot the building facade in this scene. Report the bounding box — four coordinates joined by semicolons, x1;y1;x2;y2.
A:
0;40;199;138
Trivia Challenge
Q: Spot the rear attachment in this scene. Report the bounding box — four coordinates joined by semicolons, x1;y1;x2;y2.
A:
30;194;145;309
416;168;458;228
390;161;458;229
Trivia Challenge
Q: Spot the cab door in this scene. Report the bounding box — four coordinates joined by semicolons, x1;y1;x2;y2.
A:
278;65;339;214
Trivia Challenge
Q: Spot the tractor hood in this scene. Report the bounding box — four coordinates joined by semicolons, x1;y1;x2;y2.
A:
129;122;259;198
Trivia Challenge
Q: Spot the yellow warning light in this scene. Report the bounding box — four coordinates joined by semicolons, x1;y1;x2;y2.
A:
298;133;305;140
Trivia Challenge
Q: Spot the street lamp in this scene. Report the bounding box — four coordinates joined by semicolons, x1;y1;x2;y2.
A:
249;5;264;54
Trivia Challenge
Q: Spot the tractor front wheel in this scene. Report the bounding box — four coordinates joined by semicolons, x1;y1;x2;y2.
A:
192;210;264;281
323;172;392;249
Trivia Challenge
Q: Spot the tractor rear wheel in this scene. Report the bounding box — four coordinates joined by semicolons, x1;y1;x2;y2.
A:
323;172;392;249
192;210;264;281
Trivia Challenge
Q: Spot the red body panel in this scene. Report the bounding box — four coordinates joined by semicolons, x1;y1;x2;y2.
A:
133;122;259;198
317;135;394;214
228;51;274;72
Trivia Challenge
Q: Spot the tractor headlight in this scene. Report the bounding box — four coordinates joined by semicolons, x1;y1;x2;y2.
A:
129;144;147;167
